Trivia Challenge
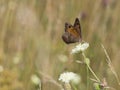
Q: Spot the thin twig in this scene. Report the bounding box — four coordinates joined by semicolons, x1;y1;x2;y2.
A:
101;44;120;85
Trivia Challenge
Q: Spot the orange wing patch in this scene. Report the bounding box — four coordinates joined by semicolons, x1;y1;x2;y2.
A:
67;27;80;37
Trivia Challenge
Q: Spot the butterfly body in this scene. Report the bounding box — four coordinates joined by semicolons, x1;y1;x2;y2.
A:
62;18;82;44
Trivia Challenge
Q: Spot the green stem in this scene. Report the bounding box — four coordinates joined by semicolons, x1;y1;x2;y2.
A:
86;64;100;82
64;83;72;90
86;65;89;90
71;83;77;90
82;52;100;82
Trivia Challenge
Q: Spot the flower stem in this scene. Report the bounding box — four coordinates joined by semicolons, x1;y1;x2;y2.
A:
86;65;89;90
64;83;72;90
86;63;100;82
82;52;100;82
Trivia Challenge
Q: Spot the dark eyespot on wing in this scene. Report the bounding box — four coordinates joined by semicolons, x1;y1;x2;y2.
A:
65;23;72;32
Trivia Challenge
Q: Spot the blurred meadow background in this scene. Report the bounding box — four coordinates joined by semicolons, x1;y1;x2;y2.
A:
0;0;120;90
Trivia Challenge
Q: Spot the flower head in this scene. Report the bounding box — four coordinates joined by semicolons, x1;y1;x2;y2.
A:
71;42;89;54
59;72;80;84
31;74;41;85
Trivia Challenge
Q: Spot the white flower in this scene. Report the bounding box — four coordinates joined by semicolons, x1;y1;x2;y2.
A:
31;74;41;85
71;42;89;54
58;72;80;84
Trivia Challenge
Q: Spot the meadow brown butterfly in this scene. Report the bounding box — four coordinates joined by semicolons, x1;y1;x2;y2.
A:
62;18;82;44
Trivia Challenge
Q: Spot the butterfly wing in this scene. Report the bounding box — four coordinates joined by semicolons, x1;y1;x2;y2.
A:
73;18;82;41
62;31;78;44
62;18;82;44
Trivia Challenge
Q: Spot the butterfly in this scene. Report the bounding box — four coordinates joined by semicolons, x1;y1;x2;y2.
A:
62;18;82;44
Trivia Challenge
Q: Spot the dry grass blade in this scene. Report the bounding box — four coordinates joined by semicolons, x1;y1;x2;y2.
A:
101;44;120;86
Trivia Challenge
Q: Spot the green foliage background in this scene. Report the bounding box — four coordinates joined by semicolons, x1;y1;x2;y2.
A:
0;0;120;90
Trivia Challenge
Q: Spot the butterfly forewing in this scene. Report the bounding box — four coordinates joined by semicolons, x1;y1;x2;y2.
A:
74;18;82;39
